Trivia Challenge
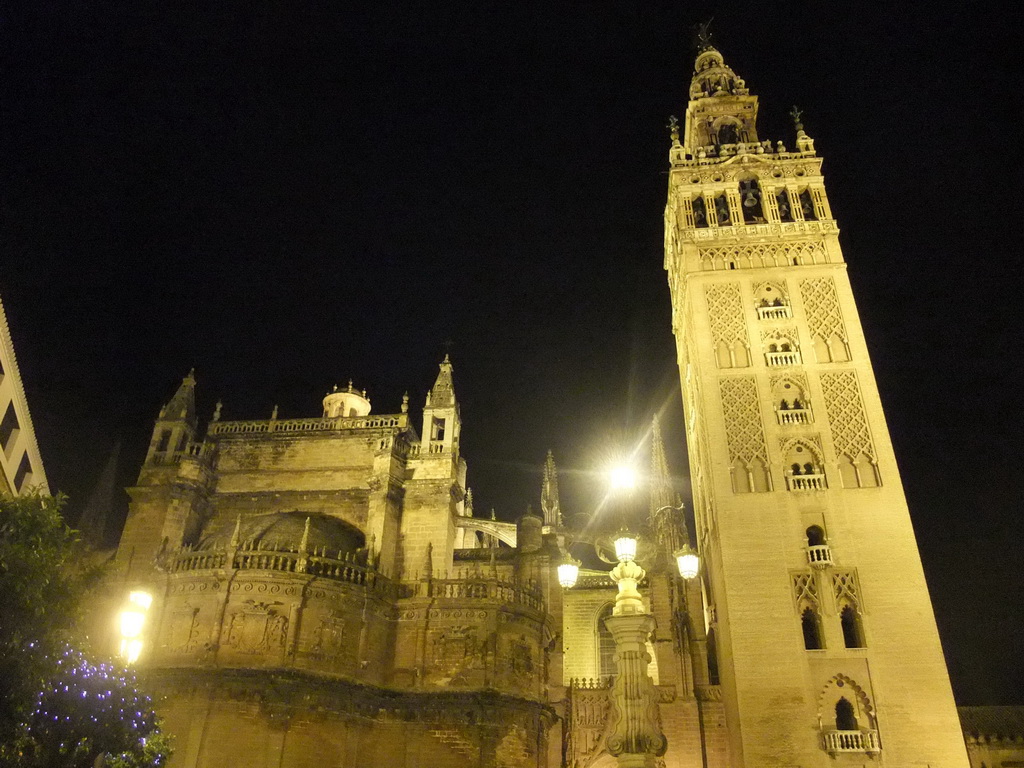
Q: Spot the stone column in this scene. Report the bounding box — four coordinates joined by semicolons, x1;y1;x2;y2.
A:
604;611;667;768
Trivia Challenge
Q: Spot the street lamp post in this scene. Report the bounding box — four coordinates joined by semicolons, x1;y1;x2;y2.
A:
557;464;701;768
604;529;667;768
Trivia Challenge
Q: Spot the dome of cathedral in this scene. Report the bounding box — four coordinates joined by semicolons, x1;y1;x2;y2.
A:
323;381;372;418
200;511;365;554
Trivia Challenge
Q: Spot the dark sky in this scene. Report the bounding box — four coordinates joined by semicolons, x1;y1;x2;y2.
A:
2;3;1021;704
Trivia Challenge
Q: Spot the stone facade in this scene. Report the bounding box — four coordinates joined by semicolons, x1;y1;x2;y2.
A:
0;295;48;496
664;41;970;768
960;707;1024;768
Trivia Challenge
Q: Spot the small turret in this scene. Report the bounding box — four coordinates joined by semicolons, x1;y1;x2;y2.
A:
422;355;460;456
682;28;761;153
323;380;372;418
144;369;198;467
540;449;561;531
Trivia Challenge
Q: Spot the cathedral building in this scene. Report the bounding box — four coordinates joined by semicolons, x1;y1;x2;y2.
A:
110;41;971;768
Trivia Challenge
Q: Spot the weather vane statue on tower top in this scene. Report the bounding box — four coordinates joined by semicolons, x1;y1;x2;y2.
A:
694;18;715;52
789;105;805;131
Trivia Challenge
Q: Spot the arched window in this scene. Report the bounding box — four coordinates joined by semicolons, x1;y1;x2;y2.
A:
597;604;616;679
776;189;794;222
692;196;708;228
740;178;764;223
706;626;720;685
841;605;866;648
800;189;818;221
715;194;731;226
806;526;826;547
801;607;824;650
835;697;858;731
717;122;740;145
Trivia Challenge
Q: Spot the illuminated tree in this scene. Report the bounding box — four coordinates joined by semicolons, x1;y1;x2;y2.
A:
0;492;94;741
2;646;171;768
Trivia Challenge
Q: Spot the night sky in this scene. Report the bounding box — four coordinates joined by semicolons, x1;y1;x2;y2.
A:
2;3;1020;704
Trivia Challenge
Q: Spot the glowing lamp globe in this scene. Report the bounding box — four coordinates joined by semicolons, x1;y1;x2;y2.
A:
613;533;638;563
119;610;146;639
675;546;699;579
557;561;580;589
118;589;153;664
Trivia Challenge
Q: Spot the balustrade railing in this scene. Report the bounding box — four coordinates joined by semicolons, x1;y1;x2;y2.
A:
403;577;544;612
209;414;403;436
776;407;811;425
823;729;880;754
766;350;801;366
807;544;833;568
569;677;611;690
787;473;826;491
757;305;791;320
166;544;394;596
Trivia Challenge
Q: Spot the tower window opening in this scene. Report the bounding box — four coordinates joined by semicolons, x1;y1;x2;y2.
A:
740;179;764;223
801;607;824;650
706;626;720;685
156;429;171;453
800;189;818;221
431;417;447;442
692;196;708;228
835;697;858;731
715;194;731;226
776;189;794;222
841;605;866;648
806;526;826;547
717;122;740;145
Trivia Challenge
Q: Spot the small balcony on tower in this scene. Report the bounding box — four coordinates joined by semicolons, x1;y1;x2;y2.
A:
786;461;826;491
807;544;833;568
823;729;881;755
756;299;791;320
765;341;800;367
776;400;812;425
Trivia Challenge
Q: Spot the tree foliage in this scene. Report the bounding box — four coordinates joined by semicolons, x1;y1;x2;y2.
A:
0;493;170;766
0;492;95;742
1;646;171;768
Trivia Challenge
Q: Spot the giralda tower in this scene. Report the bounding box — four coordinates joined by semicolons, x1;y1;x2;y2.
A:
663;38;970;767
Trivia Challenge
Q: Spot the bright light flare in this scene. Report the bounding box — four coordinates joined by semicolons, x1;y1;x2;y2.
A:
120;639;143;664
118;590;153;664
609;465;636;490
119;610;146;639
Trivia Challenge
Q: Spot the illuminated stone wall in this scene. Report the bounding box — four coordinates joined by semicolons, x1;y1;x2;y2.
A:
665;42;970;768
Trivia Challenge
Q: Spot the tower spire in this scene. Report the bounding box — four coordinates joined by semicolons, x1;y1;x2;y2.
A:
161;368;197;427
649;416;674;516
649;416;683;553
540;449;561;530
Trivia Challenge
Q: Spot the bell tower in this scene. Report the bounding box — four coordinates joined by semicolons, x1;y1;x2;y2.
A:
664;34;969;768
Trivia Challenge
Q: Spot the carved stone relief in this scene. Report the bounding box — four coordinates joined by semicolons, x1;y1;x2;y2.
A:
224;600;288;654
